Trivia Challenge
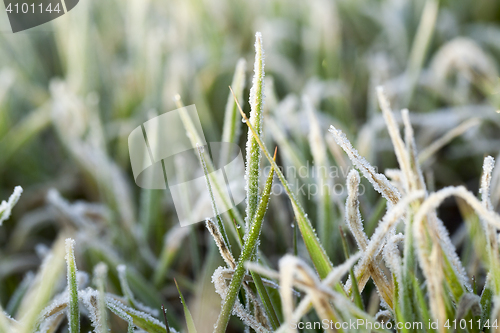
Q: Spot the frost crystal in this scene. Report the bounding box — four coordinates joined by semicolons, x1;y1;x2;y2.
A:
0;186;23;226
329;125;401;205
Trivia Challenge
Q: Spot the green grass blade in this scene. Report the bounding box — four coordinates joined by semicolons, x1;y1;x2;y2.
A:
410;274;434;333
174;279;198;333
214;157;275;333
231;87;333;279
245;32;265;233
65;238;80;333
16;237;66;333
403;0;439;106
221;59;246;158
154;227;190;287
106;297;167;333
480;280;493;331
339;227;363;310
250;272;280;329
93;263;109;333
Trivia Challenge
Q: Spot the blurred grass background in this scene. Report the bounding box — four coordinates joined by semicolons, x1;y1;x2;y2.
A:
1;0;500;331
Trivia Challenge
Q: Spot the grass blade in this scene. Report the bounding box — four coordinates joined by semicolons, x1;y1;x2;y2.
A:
214;151;276;333
106;296;168;333
221;58;246;165
245;32;265;233
16;236;66;333
174;279;198;333
65;238;80;333
93;263;108;333
0;186;23;226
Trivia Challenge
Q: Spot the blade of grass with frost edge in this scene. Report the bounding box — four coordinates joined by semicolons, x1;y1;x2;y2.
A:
174;279;198;333
230;214;280;327
93;263;108;333
231;216;280;329
16;236;65;333
106;297;169;333
231;86;334;279
0;186;23;226
65;238;80;333
214;153;275;333
117;264;157;315
249;149;280;330
245;32;265;234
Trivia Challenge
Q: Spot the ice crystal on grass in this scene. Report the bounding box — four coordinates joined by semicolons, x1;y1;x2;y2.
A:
329;125;401;205
205;219;236;269
0;186;23;226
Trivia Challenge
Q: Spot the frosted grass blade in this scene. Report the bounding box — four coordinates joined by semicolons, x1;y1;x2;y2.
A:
214;152;275;333
245;32;265;233
65;238;80;333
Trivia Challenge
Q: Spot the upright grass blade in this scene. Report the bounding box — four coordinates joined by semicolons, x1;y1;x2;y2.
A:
16;236;66;333
250;271;280;330
214;151;276;333
403;0;439;107
231;87;333;279
245;32;265;233
154;226;190;287
221;58;246;165
174;279;198;333
93;263;108;333
65;238;80;333
118;265;141;310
